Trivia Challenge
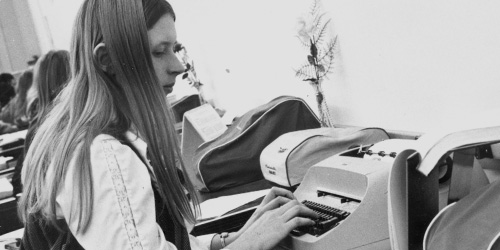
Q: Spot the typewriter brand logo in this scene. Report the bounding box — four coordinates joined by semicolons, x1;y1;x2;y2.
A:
265;165;277;175
278;147;287;153
265;164;276;170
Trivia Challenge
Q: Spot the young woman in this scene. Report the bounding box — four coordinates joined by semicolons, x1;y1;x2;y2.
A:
25;50;71;124
11;50;71;195
19;0;317;249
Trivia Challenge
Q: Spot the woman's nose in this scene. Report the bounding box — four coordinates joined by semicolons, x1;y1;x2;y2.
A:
168;56;186;76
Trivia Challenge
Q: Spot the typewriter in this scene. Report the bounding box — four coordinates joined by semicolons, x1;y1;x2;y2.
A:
276;149;392;250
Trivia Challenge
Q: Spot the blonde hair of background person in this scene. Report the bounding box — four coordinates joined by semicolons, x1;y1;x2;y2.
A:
0;70;33;126
18;0;317;249
26;50;70;121
10;50;71;196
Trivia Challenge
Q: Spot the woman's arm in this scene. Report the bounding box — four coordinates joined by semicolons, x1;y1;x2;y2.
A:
208;187;318;250
55;134;206;249
56;134;314;250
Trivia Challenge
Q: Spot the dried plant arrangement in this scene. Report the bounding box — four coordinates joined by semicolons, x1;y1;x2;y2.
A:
294;0;337;127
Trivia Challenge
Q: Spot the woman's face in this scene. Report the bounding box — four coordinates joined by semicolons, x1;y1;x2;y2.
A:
148;14;184;95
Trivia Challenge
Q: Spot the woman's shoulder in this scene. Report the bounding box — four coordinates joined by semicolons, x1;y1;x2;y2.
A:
89;133;131;152
91;132;143;145
88;132;147;166
61;132;149;185
61;132;151;199
91;130;146;154
89;134;129;158
92;133;119;143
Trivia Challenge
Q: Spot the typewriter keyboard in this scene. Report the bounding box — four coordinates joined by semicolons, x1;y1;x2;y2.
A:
291;200;351;237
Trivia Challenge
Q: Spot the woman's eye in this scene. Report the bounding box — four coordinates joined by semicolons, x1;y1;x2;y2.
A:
153;51;165;57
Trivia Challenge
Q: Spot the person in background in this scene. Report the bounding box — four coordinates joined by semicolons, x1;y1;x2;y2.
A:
0;70;33;128
0;120;18;135
25;50;70;124
0;73;16;109
11;50;70;196
18;0;317;249
0;73;19;134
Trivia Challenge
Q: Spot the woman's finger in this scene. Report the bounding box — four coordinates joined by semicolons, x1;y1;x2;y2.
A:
238;196;293;235
274;198;301;212
259;196;292;213
271;187;295;200
261;187;295;205
252;196;292;221
280;203;318;221
285;217;316;232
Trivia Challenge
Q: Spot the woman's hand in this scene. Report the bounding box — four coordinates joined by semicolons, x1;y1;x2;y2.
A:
226;187;318;250
236;187;296;236
227;198;318;250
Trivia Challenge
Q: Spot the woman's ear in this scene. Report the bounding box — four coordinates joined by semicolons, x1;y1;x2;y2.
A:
93;43;115;75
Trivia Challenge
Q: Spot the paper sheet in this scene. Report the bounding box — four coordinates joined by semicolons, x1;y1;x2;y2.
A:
364;127;500;176
184;104;227;142
198;189;270;221
417;126;500;175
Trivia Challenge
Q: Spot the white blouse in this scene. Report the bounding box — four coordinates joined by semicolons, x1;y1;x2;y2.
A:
53;132;215;250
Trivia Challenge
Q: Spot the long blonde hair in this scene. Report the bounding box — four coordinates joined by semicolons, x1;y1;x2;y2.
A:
27;50;70;121
14;70;33;116
19;0;199;232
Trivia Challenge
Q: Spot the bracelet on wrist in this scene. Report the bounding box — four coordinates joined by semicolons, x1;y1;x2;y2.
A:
220;232;229;248
210;233;218;250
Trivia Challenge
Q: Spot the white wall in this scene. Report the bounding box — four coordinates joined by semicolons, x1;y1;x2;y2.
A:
27;0;500;133
26;0;82;52
170;0;312;115
322;0;500;132
171;0;500;133
0;0;41;73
